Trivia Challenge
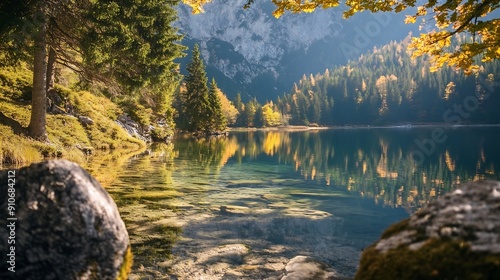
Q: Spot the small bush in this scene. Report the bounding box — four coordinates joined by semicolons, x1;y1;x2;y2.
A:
151;126;173;142
0;67;33;101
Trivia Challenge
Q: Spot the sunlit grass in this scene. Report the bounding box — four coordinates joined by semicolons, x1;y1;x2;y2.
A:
46;114;91;147
0;127;42;166
60;87;144;150
0;66;145;166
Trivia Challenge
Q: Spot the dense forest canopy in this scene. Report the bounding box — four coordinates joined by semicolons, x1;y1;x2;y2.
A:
220;34;499;128
182;0;500;74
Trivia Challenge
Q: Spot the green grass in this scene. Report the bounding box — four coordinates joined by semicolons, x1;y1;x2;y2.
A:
0;65;145;166
0;126;42;166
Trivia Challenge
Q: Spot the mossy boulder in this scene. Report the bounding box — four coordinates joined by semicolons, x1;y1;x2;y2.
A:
0;160;131;279
356;180;500;280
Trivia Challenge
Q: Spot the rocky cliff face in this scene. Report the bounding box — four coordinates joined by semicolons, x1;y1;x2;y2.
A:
177;0;343;82
175;0;416;100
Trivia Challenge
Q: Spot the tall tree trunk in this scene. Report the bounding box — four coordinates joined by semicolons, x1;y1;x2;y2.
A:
46;46;56;91
28;15;48;142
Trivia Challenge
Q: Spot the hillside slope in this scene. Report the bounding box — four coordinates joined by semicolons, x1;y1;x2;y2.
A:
0;65;145;166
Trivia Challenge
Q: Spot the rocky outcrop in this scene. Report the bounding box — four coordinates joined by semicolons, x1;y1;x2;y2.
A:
116;114;172;143
46;88;75;116
115;114;151;143
0;160;131;280
356;180;500;279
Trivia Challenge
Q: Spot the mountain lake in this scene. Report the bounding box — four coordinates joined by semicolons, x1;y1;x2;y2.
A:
95;126;500;279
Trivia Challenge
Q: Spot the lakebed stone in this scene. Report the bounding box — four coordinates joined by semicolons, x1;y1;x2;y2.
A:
0;160;130;280
356;180;500;279
281;255;344;280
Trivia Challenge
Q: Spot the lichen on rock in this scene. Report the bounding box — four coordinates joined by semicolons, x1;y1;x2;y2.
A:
356;180;500;280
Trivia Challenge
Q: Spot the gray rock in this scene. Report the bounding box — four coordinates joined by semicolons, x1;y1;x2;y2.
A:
78;115;94;126
75;144;94;155
0;160;130;280
115;114;150;143
281;256;343;280
356;180;500;279
375;180;500;254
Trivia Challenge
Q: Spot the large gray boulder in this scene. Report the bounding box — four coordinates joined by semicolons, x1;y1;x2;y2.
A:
0;160;131;280
356;180;500;280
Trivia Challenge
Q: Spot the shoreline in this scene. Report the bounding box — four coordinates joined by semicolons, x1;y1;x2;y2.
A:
228;123;500;132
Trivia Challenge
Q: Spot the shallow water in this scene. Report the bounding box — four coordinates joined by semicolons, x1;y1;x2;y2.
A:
102;126;500;279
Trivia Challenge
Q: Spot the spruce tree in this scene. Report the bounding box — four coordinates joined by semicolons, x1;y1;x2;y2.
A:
233;93;245;127
0;0;184;140
208;78;227;132
184;44;210;132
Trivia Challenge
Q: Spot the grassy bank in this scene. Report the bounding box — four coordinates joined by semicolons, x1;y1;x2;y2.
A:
0;65;145;167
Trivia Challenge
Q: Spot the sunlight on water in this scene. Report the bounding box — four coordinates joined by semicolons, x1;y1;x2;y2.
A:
99;126;500;278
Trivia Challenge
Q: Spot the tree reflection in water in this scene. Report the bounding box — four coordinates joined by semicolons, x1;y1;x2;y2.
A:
97;127;500;278
177;127;500;212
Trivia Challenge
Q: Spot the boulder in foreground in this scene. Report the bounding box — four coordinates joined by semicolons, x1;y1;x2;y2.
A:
356;180;500;280
0;160;131;280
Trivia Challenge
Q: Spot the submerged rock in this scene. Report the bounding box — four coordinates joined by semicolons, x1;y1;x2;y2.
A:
0;160;131;280
356;180;500;279
281;256;344;280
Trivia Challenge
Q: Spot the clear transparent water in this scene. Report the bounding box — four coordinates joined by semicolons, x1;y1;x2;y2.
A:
102;126;500;278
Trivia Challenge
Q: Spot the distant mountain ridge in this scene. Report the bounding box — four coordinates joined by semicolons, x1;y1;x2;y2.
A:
175;0;419;101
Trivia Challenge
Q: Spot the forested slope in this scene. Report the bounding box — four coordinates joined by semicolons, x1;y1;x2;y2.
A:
277;35;500;125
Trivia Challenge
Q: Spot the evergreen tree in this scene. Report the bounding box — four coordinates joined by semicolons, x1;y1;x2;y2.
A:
184;44;210;132
244;98;260;127
254;106;264;128
233;93;245;127
275;36;500;126
208;78;227;132
0;0;184;141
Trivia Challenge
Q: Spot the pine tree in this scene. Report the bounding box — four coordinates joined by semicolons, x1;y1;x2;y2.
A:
233;93;245;127
244;98;260;127
254;106;264;127
208;78;227;132
0;0;184;141
184;44;210;132
273;36;500;125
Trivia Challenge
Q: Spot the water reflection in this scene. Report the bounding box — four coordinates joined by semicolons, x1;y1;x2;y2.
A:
177;127;500;212
91;144;184;276
99;127;500;278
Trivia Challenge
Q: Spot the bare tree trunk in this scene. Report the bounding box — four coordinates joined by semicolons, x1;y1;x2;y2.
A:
28;14;48;142
46;46;56;91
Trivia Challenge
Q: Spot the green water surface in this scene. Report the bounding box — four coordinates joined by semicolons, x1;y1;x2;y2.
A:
104;126;500;278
